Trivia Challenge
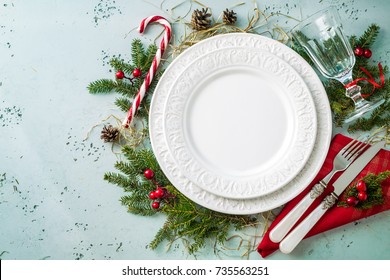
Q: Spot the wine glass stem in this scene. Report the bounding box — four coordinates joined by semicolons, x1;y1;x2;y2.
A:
345;84;366;110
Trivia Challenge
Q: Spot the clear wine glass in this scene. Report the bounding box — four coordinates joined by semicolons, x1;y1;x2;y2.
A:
291;7;384;123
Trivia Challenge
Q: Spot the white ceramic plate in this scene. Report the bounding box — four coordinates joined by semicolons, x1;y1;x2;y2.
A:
150;33;332;214
163;48;317;199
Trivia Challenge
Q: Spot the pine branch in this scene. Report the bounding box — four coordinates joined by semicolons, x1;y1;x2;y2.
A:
348;96;390;133
114;81;138;97
147;185;254;253
115;97;131;112
355;24;380;48
131;39;146;68
120;147;169;186
120;195;156;216
110;57;135;74
338;171;390;209
142;44;158;71
349;35;358;48
103;172;135;191
149;220;173;249
87;79;118;94
114;161;138;177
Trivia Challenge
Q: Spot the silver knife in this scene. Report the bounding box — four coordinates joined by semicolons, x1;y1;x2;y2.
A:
279;140;385;254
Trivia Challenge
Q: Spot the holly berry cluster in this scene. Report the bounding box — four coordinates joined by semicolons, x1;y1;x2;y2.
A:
354;46;372;58
346;180;368;206
115;68;142;85
144;168;174;210
338;171;390;210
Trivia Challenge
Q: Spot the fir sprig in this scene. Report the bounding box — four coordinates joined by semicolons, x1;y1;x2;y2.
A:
104;172;134;191
352;24;380;49
87;39;160;130
131;39;146;68
114;97;132;112
348;100;390;133
104;147;167;216
338;171;390;209
151;185;255;254
143;45;158;70
104;146;255;253
110;57;135;74
87;79;118;94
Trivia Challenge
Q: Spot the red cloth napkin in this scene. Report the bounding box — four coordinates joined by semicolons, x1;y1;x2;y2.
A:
257;133;390;258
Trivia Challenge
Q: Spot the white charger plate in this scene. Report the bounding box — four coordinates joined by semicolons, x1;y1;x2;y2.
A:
150;33;332;214
162;48;317;199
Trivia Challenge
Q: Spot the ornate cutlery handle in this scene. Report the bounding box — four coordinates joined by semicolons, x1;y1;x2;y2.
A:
279;193;338;254
269;182;326;243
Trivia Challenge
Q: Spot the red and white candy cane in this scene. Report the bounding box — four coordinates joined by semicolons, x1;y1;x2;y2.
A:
122;15;172;128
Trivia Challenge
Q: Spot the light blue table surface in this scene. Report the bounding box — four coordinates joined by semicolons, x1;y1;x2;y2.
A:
1;0;389;260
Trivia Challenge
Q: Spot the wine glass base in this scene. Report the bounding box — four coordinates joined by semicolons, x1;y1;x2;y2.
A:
344;99;385;123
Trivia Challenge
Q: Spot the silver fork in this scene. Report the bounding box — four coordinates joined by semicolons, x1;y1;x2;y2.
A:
269;138;369;243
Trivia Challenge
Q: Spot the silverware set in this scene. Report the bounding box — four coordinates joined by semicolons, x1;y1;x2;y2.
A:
269;138;385;253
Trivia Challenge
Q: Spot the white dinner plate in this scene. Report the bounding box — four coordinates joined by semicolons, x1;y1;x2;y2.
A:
162;47;317;199
150;33;332;214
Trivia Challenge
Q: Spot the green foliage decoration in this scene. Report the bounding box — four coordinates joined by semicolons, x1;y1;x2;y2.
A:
88;39;159;123
338;171;390;209
105;146;257;253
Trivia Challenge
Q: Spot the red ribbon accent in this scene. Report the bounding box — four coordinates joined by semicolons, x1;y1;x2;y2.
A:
344;63;385;98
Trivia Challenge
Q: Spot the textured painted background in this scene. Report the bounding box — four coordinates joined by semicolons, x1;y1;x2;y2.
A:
0;0;389;260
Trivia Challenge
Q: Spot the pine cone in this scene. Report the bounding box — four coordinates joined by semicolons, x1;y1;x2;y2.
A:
223;9;237;25
101;124;119;142
191;8;212;31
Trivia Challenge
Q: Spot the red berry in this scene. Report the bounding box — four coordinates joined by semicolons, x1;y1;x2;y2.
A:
154;188;165;199
132;68;142;78
358;191;368;201
363;49;372;58
116;70;125;79
356;180;367;192
152;201;160;209
346;196;358;206
143;169;154;180
149;191;157;200
354;46;364;57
